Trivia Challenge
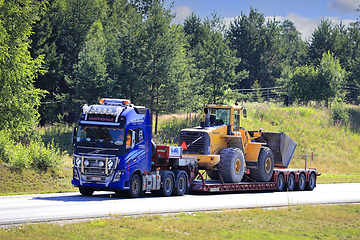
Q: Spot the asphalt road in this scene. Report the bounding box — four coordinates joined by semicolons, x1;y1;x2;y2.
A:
1;183;359;226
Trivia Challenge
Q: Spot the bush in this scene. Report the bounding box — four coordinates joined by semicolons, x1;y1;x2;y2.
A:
330;101;349;125
0;130;62;171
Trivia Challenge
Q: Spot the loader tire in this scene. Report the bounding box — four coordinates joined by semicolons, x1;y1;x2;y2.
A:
206;170;219;180
249;147;274;182
218;148;245;183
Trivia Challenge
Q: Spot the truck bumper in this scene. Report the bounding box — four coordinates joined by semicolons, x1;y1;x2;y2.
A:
72;179;130;192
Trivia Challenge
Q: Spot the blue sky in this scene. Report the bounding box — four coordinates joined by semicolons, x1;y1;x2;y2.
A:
164;0;359;40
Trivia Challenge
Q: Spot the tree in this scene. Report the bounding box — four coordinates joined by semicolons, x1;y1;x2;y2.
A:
317;51;346;101
279;20;307;68
196;28;242;103
183;13;208;51
65;20;114;108
141;1;187;133
290;52;345;103
226;8;266;89
0;0;47;137
107;0;147;104
307;19;337;66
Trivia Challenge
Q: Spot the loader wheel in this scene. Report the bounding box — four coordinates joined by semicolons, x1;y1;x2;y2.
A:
249;147;274;182
206;170;219;180
218;148;245;183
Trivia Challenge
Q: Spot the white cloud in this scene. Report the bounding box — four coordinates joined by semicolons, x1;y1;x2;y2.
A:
173;5;193;23
327;0;359;13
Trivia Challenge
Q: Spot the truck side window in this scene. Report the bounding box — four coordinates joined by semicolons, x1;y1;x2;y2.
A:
126;130;133;149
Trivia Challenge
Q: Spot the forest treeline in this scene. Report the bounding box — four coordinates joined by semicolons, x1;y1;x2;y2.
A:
1;0;360;136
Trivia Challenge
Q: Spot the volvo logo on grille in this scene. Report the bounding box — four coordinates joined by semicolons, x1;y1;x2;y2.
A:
95;150;100;153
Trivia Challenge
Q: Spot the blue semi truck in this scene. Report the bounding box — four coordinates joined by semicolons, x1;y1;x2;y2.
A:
71;99;319;198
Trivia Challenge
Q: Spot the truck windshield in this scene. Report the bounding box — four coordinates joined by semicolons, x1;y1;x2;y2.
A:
76;126;125;145
209;108;230;125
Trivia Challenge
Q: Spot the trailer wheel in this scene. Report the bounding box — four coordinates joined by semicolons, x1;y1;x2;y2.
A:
174;172;187;196
249;147;274;182
296;173;306;191
126;174;141;198
287;173;295;191
218;148;245;183
276;174;285;192
206;170;219;180
79;187;94;196
306;172;316;191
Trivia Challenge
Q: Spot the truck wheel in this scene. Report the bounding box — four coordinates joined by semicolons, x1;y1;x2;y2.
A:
296;173;306;191
276;174;285;192
306;172;316;191
249;147;274;182
287;173;295;191
159;172;174;197
218;148;245;183
79;187;94;196
173;172;187;196
206;170;219;180
126;174;141;198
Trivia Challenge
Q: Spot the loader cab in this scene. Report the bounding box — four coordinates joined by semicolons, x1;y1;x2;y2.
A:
201;104;245;133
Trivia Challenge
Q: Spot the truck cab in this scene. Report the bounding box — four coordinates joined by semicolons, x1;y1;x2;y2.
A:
71;99;152;196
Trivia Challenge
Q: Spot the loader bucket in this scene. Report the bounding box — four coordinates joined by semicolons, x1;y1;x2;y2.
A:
250;131;297;168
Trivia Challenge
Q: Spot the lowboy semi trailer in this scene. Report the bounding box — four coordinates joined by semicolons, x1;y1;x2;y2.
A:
71;99;319;198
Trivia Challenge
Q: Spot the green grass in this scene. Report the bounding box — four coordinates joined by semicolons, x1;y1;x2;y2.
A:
1;204;360;239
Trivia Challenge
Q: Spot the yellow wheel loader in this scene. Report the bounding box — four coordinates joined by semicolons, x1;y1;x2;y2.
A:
179;104;297;183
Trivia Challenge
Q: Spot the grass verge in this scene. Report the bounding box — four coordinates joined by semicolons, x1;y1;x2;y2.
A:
1;204;359;239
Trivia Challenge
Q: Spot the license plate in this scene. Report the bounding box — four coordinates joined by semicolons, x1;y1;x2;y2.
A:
210;187;219;192
91;176;101;181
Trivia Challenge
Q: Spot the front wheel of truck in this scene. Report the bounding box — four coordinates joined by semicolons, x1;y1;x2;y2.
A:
79;187;94;196
126;174;141;198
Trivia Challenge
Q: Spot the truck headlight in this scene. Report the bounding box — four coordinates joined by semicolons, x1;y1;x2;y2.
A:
84;160;89;166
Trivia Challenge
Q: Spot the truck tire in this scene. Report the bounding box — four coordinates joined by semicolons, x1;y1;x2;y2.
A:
79;187;94;196
305;172;316;191
206;170;219;180
276;174;285;192
218;148;245;183
126;174;141;198
296;173;306;191
287;173;295;191
249;147;274;182
173;171;187;196
156;172;174;197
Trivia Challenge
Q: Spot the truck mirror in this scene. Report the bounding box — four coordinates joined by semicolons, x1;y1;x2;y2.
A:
243;108;247;118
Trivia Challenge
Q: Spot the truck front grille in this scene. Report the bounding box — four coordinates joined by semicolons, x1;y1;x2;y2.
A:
179;131;210;155
73;155;119;183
